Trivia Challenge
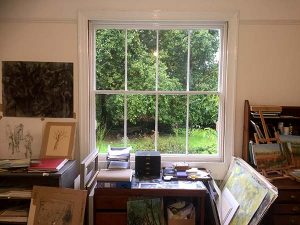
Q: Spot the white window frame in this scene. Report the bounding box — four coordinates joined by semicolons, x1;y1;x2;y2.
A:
78;11;238;179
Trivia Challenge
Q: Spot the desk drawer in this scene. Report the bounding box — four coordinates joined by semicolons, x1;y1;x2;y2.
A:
95;212;127;225
273;215;300;225
94;196;128;209
272;204;300;214
277;190;300;203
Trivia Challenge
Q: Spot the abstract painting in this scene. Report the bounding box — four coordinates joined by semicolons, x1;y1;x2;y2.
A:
2;61;73;118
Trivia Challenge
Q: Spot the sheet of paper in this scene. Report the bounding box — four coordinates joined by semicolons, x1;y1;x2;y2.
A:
221;188;239;225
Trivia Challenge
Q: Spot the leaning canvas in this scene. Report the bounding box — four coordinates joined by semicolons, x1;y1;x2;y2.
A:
220;157;278;225
127;198;164;225
28;186;87;225
251;143;290;170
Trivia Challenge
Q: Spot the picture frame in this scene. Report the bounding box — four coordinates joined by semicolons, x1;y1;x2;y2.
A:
28;186;87;225
41;122;76;159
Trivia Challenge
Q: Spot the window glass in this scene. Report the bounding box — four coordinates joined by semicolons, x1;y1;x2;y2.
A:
92;24;223;156
95;29;125;90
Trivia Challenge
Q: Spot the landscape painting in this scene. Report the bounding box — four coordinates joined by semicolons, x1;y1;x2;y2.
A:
2;61;73;118
252;143;290;170
127;198;163;225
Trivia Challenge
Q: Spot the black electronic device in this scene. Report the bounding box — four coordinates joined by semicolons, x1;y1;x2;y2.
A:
135;151;161;178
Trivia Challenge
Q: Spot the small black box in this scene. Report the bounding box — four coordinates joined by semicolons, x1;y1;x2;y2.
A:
135;151;161;178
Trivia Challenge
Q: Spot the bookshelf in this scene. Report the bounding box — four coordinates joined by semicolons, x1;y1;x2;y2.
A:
242;100;300;225
0;160;78;224
242;100;300;163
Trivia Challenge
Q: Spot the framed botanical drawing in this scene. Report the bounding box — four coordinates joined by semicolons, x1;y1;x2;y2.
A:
41;122;76;159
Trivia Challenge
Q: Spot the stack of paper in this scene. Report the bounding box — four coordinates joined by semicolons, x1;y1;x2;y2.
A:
106;146;131;169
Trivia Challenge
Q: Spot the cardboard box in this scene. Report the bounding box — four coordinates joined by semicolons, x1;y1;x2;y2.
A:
168;218;195;225
167;201;195;225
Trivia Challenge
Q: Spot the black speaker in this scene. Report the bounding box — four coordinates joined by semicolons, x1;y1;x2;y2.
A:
135;151;161;178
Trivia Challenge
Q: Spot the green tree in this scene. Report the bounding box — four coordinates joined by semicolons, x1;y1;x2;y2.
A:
95;28;220;134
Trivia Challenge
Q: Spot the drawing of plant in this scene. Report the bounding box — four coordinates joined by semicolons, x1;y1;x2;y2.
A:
5;123;33;158
53;129;67;151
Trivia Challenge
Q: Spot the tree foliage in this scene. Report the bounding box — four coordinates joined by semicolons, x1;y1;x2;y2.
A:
95;28;220;135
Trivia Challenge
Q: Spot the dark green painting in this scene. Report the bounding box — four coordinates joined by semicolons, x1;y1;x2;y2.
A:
2;61;73;118
127;198;163;225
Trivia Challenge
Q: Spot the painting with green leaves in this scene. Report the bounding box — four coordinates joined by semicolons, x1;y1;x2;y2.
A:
127;198;164;225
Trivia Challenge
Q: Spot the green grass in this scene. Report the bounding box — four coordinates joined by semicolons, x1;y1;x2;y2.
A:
97;128;217;154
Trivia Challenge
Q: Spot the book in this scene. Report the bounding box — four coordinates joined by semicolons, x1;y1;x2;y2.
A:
97;169;133;182
28;158;68;172
97;181;131;189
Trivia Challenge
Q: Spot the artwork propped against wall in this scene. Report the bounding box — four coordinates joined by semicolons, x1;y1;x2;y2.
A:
0;118;42;159
2;61;73;118
28;186;87;225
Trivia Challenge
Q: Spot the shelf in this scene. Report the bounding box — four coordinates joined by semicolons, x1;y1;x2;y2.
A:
242;100;300;163
0;160;78;225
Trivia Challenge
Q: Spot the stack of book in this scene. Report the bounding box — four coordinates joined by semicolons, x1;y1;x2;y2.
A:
106;146;131;169
97;168;133;189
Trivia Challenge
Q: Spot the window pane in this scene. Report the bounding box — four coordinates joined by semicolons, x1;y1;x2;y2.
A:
95;29;125;90
158;95;187;154
188;95;219;154
127;30;156;91
127;95;155;151
96;94;124;153
159;30;188;91
190;29;220;91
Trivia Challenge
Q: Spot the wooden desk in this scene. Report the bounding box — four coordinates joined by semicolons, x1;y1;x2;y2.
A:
261;179;300;225
94;180;207;225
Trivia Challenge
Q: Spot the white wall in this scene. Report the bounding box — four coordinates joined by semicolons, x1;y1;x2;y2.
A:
1;0;300;159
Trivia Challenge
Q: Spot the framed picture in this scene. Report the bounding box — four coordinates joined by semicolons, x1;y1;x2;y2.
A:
28;186;87;225
41;122;76;159
2;61;73;118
